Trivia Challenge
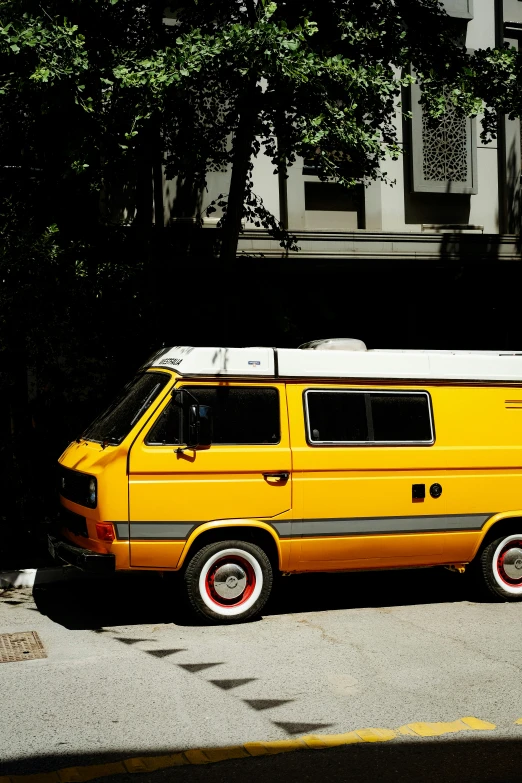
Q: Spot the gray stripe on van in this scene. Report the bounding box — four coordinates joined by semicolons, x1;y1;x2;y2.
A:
271;521;293;537
115;523;130;540
128;520;293;540
292;513;492;538
121;513;492;542
130;522;196;540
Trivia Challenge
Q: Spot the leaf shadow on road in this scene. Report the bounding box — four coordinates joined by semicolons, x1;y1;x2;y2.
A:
30;566;478;631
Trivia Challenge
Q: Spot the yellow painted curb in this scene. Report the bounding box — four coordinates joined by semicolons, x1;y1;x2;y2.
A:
461;717;496;731
244;738;307;756
397;717;496;738
0;716;497;783
122;754;187;774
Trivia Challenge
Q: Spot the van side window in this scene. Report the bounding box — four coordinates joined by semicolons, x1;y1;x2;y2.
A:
307;391;368;443
146;387;280;445
370;393;433;442
305;390;433;445
146;402;181;445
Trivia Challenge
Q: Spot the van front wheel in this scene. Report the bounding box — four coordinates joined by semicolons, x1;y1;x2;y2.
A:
183;540;273;624
480;533;522;601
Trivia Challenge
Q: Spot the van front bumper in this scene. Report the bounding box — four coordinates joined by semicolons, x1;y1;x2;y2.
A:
48;534;115;575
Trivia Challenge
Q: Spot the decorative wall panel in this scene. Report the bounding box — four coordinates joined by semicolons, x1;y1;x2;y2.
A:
411;83;477;194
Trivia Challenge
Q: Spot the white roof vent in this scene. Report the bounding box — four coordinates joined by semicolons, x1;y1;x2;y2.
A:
299;338;367;352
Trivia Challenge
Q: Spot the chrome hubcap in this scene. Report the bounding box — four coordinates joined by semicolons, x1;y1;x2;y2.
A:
501;546;522;581
213;563;247;600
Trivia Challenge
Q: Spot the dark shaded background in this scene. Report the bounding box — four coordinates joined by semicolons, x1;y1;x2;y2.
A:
2;224;521;568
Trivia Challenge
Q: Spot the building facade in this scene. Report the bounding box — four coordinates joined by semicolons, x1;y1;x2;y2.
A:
163;0;522;350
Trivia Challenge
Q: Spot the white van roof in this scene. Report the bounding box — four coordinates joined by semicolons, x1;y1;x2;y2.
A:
147;344;522;383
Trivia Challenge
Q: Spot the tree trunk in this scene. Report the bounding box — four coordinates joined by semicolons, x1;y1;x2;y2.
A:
217;87;258;344
215;0;258;345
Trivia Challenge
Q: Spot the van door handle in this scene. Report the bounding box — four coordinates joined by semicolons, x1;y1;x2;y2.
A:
263;472;289;481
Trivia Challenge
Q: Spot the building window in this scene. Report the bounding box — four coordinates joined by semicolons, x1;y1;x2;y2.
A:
439;0;473;19
303;181;365;229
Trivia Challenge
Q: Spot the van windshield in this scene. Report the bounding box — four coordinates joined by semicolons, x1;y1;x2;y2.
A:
81;372;170;445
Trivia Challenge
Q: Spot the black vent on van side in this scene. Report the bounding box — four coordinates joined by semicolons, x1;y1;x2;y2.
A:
505;399;522;409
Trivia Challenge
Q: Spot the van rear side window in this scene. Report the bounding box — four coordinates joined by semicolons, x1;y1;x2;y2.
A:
146;386;280;445
305;390;434;445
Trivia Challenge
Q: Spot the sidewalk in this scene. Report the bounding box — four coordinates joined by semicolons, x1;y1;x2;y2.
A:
0;566;94;588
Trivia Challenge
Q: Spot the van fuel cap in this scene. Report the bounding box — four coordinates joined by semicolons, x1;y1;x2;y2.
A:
430;483;443;499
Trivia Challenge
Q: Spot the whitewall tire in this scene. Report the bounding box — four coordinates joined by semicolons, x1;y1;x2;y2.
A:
183;540;273;623
480;532;522;600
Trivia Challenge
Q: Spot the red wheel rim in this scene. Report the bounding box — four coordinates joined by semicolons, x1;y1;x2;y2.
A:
496;539;522;587
204;555;256;608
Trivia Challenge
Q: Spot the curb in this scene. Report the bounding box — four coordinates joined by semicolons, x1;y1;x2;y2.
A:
0;716;500;783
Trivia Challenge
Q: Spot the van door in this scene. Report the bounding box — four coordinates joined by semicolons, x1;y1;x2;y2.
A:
287;384;445;570
128;383;291;568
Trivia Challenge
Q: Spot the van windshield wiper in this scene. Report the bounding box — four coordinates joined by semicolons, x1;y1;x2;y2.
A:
101;436;121;448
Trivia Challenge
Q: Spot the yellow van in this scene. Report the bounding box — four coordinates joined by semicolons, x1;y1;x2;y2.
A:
50;340;522;623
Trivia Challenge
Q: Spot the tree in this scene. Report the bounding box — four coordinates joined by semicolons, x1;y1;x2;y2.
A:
1;0;521;534
114;0;522;258
2;1;521;259
0;0;521;353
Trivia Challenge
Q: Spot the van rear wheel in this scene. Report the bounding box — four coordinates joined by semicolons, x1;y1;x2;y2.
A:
480;533;522;601
183;540;273;624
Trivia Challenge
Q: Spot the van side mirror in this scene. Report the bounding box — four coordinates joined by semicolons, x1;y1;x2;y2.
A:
173;389;213;450
186;403;213;449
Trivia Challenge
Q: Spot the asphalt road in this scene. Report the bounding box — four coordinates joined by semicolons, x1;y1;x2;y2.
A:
1;567;522;782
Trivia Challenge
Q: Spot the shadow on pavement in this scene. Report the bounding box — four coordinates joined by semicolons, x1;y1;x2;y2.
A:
265;566;473;615
31;565;478;630
32;572;173;629
1;735;522;783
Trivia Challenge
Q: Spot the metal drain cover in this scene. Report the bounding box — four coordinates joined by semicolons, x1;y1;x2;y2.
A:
0;631;46;663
